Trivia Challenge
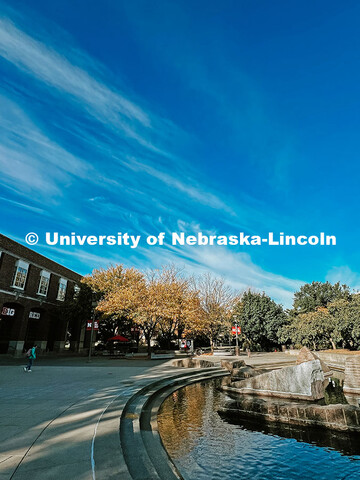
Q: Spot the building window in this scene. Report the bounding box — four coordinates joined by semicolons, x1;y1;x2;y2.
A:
12;260;29;290
57;278;67;301
73;284;80;300
38;270;50;296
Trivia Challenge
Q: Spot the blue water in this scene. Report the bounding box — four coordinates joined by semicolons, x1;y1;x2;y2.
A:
158;380;360;480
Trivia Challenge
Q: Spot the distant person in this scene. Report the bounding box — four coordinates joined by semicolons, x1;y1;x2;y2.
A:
24;345;37;372
246;347;251;358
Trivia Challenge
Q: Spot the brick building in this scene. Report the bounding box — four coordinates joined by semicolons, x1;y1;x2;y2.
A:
0;234;84;356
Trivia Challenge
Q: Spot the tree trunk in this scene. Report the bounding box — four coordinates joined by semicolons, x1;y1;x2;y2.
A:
166;329;172;350
146;332;152;357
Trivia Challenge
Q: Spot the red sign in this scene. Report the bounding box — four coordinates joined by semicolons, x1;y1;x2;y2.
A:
86;321;99;331
2;307;15;317
231;326;241;335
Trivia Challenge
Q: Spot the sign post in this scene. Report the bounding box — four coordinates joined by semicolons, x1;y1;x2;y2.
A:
232;321;241;356
87;300;98;363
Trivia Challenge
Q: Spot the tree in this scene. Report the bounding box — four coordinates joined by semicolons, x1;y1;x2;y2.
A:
187;273;236;352
293;281;350;314
83;264;149;349
328;295;360;350
279;307;335;350
83;263;200;356
96;313;134;344
154;266;199;349
234;290;286;350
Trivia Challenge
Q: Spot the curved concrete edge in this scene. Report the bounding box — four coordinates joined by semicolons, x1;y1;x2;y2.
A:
92;367;223;480
119;368;230;480
141;371;229;480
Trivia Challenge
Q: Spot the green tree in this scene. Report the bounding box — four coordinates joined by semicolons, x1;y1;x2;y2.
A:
328;295;360;349
234;290;286;350
293;281;350;314
279;307;335;350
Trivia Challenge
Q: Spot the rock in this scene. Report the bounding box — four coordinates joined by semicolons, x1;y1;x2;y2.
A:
343;356;360;395
221;359;245;372
225;360;325;401
296;347;332;378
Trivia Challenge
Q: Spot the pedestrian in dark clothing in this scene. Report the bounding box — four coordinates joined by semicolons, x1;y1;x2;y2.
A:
24;345;37;372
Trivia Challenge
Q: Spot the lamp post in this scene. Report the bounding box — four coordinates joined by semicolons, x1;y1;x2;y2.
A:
234;315;240;357
87;299;98;363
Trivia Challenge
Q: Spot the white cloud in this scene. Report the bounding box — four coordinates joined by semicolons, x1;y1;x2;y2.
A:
326;266;360;292
123;156;235;213
0;196;47;215
0;12;300;302
0;15;242;216
0;17;149;128
0;96;98;199
132;242;302;307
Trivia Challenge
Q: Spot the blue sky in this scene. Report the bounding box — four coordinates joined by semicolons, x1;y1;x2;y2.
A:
1;0;360;307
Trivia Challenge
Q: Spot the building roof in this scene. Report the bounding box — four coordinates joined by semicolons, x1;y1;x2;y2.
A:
0;234;81;282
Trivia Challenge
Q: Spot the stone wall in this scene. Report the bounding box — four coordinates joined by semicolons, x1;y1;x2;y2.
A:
219;397;360;433
343;357;360;395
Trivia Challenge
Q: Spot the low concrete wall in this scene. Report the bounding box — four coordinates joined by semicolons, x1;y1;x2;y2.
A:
284;349;300;356
317;352;359;368
151;352;175;359
219;397;360;432
172;358;217;368
343;357;360;395
285;350;358;369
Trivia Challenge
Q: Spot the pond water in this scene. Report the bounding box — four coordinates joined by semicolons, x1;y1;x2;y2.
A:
158;379;360;480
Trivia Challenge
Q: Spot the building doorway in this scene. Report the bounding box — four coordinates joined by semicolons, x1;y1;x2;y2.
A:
0;303;24;354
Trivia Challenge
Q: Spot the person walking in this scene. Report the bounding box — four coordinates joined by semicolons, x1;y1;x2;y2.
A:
24;345;37;372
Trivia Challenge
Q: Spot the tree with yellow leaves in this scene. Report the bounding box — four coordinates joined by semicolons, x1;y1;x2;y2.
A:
186;273;236;352
82;263;202;356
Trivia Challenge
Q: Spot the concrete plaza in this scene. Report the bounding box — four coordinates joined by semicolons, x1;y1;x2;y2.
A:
0;352;295;480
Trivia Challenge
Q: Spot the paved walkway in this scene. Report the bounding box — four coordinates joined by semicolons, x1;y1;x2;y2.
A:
0;357;177;480
0;353;294;480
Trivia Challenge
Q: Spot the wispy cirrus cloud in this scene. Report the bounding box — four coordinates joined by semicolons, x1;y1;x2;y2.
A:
0;95;96;199
122;156;235;215
0;14;241;215
326;266;360;292
0;17;150;127
0;9;304;307
0;196;47;215
132;241;303;307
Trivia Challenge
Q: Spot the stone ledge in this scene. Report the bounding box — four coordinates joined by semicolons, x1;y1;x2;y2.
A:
219;400;360;433
172;358;218;368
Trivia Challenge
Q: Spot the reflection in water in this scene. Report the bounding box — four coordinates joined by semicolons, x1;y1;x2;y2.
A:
158;379;360;480
323;377;348;405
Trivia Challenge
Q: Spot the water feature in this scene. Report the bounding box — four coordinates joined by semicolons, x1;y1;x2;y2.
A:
158;379;360;480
